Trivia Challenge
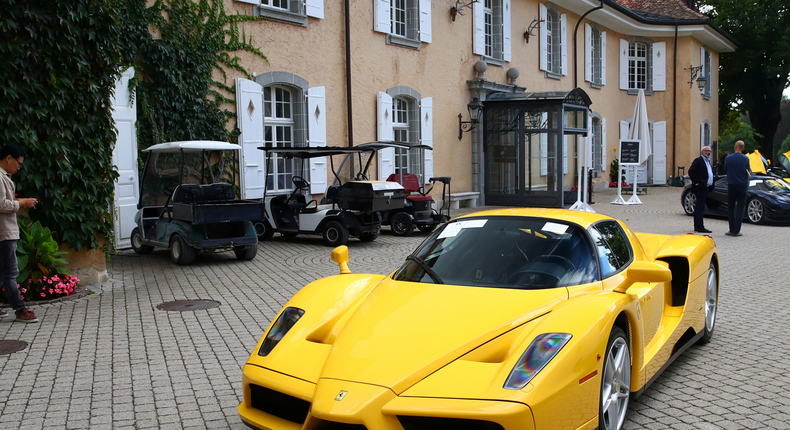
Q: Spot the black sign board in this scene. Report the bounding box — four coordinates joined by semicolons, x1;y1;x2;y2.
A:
619;140;640;165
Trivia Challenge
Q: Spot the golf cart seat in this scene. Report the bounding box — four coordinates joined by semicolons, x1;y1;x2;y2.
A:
172;183;235;204
387;173;432;202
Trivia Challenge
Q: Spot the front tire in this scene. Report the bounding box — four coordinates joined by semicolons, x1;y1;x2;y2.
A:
131;227;154;255
682;191;695;215
390;212;414;236
700;262;718;344
322;221;349;246
234;242;258;260
599;326;631;430
747;198;765;224
170;234;196;265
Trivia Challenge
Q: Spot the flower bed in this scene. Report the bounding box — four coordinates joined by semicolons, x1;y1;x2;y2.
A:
608;181;629;188
1;274;81;303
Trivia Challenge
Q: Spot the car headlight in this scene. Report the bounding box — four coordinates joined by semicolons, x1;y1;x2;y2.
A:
258;307;305;357
503;333;572;390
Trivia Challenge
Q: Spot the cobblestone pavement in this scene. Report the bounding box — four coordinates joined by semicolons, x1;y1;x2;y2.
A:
0;186;788;429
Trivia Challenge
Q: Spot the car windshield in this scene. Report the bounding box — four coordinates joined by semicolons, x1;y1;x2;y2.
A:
393;217;600;289
762;178;790;193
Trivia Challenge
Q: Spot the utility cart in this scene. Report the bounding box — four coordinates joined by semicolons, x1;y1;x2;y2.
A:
255;146;406;246
131;141;262;265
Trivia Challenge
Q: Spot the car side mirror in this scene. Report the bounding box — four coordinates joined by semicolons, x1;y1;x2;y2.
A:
614;261;672;293
331;246;352;274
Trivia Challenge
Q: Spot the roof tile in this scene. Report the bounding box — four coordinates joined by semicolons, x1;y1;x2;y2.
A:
612;0;707;20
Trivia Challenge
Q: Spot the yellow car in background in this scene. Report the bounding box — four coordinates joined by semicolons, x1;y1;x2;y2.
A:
238;209;719;430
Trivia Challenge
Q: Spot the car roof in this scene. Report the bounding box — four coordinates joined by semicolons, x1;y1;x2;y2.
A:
456;207;616;229
144;141;241;153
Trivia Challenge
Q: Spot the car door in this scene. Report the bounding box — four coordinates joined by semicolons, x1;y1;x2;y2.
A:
705;177;729;214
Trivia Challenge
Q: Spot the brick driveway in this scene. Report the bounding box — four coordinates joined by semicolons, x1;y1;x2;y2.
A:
0;186;788;429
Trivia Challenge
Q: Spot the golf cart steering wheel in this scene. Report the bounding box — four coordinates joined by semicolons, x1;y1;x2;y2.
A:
292;176;310;190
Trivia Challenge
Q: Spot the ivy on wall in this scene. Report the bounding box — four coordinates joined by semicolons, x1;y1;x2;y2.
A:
0;0;264;251
123;0;266;148
0;1;123;250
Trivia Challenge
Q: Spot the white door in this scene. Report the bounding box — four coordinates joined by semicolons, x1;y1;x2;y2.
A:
111;67;139;250
652;121;667;184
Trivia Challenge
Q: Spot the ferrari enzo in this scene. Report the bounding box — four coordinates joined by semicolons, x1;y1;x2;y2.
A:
681;174;790;224
239;209;719;430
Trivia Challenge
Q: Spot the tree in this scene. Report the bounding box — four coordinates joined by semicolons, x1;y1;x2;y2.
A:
700;0;790;159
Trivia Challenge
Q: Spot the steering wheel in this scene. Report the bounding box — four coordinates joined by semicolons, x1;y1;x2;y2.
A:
534;255;576;271
292;176;310;190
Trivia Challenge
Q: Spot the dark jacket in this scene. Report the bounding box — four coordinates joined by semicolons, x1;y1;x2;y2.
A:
688;155;715;189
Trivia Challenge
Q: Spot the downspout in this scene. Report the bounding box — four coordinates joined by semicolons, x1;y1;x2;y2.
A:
345;0;353;148
573;0;604;89
672;23;678;179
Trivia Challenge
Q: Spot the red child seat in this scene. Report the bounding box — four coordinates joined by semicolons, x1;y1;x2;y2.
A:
386;173;433;202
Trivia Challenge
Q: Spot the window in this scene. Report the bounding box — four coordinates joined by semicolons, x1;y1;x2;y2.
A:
585;24;606;87
701;120;711;151
377;88;433;185
263;86;301;192
473;0;511;64
251;0;324;26
589;221;632;278
539;4;566;78
374;0;432;49
619;37;665;93
701;47;712;99
591;116;605;173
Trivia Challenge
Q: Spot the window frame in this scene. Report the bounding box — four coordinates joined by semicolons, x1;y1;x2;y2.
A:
701;47;712;100
588;220;633;279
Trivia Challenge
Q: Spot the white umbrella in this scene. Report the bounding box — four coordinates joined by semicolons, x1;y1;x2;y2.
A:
626;89;651;203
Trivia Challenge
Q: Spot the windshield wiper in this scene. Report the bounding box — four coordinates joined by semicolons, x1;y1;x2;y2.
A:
406;255;444;284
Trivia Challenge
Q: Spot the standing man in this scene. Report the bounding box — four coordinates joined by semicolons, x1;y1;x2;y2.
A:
0;144;39;322
724;140;751;237
688;146;715;233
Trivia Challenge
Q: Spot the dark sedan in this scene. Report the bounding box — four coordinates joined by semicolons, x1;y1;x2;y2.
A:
681;175;790;224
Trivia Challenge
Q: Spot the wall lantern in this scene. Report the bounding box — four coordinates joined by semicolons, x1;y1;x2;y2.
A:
685;65;707;90
458;97;484;140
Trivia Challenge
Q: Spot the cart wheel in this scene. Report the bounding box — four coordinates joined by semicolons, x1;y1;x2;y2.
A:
322;221;349;246
390;212;414;236
254;221;275;241
170;234;196;265
131;227;154;255
417;224;437;233
234;242;258;261
358;228;380;242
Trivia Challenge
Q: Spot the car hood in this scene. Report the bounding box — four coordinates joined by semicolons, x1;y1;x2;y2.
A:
318;277;568;394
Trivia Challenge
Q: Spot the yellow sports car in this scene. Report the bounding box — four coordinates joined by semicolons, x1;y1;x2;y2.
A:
239;209;719;430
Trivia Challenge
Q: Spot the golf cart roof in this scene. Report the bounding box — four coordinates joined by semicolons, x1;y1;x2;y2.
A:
356;141;432;151
144;141;241;153
257;145;376;159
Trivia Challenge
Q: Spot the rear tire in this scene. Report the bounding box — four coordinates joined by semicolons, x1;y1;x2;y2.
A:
322;221;349;246
682;191;695;216
700;262;718;344
131;227;154;255
390;212;414;236
599;326;631;430
170;234;195;265
747;198;765;224
358;228;380;242
234;242;258;261
254;221;275;241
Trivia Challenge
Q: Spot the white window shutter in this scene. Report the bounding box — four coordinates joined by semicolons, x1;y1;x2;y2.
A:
307;86;327;194
619;39;628;90
473;1;485;56
601;32;607;85
653;41;666;91
700;122;704;149
653;121;667;184
601;118;607;171
560;14;568;76
700;47;706;95
305;0;324;19
539;4;548;71
235;78;266;200
420;98;433;184
584;24;592;83
378;147;396;181
562;134;568;174
620;120;629;141
419;0;432;43
377;91;394;142
374;0;390;33
503;0;511;62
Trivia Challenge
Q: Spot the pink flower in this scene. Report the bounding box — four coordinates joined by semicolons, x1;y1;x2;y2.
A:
20;288;26;293
40;293;46;297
